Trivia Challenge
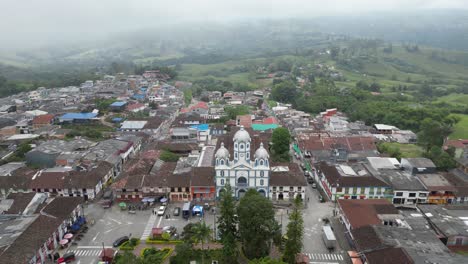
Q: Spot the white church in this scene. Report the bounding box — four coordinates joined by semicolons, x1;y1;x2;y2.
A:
214;126;306;200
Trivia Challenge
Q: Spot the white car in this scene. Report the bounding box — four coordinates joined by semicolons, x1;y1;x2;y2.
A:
157;205;166;216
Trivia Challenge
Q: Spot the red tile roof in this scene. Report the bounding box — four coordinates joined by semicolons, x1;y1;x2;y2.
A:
32;114;54;125
298;136;376;152
338;199;398;229
127;103;145;111
444;139;468;149
263;117;278;125
237;114;252;128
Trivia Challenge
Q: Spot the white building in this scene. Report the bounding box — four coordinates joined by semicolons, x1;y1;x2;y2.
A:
214;127;307;200
215;127;270;198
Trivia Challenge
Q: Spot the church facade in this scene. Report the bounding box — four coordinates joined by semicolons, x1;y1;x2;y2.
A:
214;127;270;198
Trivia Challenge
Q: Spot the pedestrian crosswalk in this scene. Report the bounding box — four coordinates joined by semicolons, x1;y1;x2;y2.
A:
74;249;102;257
140;213;158;240
304;253;344;262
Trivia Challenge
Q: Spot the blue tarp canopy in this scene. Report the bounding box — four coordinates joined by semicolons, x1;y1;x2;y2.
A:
60;112;97;120
110;101;127;107
190;124;209;131
112;117;124;123
192;205;204;216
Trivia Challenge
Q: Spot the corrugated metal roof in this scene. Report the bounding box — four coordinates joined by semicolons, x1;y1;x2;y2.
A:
60;112;98;120
110;101;127;107
120;121;147;130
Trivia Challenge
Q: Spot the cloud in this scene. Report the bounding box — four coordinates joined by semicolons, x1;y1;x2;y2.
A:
0;0;466;50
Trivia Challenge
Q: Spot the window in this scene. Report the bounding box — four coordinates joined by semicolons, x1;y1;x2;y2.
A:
134;189;138;192
351;195;357;199
216;159;219;165
352;187;357;194
260;171;264;177
337;187;342;192
360;188;365;195
220;160;224;165
122;189;127;192
221;171;225;177
273;187;277;191
260;160;264;166
246;153;250;159
279;187;283;192
265;160;268;166
221;179;225;185
260;180;264;186
396;192;403;197
247;143;250;149
240;144;244;150
344;188;349;194
298;187;302;192
235;153;238;159
290;187;294;191
369;187;374;194
171;187;175;192
235;143;238;149
409;193;416;197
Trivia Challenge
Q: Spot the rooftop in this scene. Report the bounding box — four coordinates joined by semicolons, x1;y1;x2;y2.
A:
121;120;147;130
338;199;399;229
270;163;307;187
60;112;98;120
416;174;456;192
372;169;427;191
417;204;468;238
403;158;436;168
0;162;25;176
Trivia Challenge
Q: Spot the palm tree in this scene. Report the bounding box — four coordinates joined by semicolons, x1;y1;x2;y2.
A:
192;221;212;263
192;221;211;250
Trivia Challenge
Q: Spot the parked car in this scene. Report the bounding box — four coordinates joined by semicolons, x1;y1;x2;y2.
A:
307;178;314;184
162;226;177;235
312;183;317;189
112;236;129;247
157;205;166;216
173;207;181;216
57;252;75;263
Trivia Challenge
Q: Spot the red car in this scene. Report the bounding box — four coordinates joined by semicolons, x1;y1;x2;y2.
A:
57;252;75;263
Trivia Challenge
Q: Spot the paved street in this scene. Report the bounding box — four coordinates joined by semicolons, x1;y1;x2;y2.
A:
64;203;154;264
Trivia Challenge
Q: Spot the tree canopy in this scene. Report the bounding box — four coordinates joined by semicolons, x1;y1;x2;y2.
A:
218;184;239;263
282;197;304;264
238;189;279;259
271;127;291;162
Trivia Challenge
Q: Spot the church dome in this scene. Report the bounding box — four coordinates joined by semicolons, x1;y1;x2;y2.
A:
233;126;251;142
215;142;230;159
255;142;269;160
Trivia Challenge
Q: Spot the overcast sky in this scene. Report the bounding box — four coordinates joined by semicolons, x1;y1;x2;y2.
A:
0;0;467;50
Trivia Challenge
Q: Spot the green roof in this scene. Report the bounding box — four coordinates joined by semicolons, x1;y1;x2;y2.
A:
251;124;279;131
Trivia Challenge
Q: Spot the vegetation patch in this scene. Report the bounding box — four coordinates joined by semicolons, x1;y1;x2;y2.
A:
449;114;468;139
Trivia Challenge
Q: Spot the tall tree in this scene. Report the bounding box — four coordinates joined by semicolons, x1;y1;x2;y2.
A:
271;81;298;104
249;257;287;264
192;221;212;264
218;184;239;263
282;197;304;264
192;221;211;250
417;118;451;152
238;189;279;259
271;127;291;162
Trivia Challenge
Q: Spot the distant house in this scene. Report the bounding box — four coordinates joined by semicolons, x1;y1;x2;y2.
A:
58;112;98;124
126;103;146;113
120;121;147;132
32;114;55;129
236;114;252;128
0;105;16;114
109;101;127;112
401;158;436;175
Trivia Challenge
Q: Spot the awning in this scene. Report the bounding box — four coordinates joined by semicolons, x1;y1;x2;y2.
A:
119;202;127;207
64;233;73;239
293;144;302;155
59;239;69;245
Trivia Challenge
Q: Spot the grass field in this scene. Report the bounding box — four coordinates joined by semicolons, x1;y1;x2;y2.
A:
437;94;468;107
449;114;468;139
380;142;424;158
